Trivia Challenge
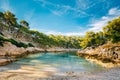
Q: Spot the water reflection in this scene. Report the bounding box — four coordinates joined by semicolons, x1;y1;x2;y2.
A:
0;52;104;75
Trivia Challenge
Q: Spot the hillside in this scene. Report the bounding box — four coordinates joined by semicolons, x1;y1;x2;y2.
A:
0;11;82;49
1;11;120;49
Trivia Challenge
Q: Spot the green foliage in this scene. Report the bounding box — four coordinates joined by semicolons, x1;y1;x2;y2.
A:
80;31;105;48
0;35;3;46
0;41;3;46
103;17;120;43
20;20;29;29
0;35;32;48
80;17;120;48
48;35;82;48
4;11;17;26
18;42;28;48
8;38;19;46
28;43;34;47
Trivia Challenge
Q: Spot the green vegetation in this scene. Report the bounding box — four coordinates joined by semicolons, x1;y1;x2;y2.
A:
0;35;33;48
0;11;120;49
80;17;120;48
103;18;120;43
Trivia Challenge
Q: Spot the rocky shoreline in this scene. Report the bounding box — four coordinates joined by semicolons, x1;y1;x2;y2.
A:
0;42;44;66
1;42;120;68
77;43;120;68
0;42;79;66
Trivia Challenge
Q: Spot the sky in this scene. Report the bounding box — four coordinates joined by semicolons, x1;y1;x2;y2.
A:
0;0;120;36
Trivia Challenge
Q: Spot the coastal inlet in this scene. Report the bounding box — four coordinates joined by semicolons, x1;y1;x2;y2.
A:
0;52;105;77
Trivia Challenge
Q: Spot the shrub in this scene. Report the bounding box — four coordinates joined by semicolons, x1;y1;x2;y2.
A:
0;41;3;46
18;42;28;48
0;35;29;48
28;43;34;47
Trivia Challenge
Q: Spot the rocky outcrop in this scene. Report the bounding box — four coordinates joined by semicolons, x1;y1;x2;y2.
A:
0;42;45;66
77;43;120;68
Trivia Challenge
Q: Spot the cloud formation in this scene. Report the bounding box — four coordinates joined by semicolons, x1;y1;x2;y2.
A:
88;7;120;32
45;7;120;36
35;0;90;17
43;30;86;36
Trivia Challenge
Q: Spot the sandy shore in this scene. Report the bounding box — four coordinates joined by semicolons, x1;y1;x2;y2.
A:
0;66;119;80
40;67;120;80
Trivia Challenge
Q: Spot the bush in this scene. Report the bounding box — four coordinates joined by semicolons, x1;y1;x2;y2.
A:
28;43;34;47
0;41;3;46
0;35;29;48
8;38;19;46
18;42;28;48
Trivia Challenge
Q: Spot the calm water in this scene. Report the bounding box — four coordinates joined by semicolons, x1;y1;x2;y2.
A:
0;52;104;75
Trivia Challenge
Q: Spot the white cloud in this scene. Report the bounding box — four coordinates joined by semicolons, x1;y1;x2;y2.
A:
35;0;89;17
45;31;62;35
88;17;109;32
41;30;85;36
88;7;120;32
34;0;111;18
63;32;85;36
50;10;62;16
0;0;15;13
102;16;109;19
76;0;90;10
31;1;120;36
108;7;120;15
75;0;108;10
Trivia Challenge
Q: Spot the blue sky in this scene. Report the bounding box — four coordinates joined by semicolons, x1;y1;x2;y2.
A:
0;0;120;36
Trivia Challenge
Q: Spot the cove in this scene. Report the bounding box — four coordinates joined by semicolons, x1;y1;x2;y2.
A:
0;52;105;76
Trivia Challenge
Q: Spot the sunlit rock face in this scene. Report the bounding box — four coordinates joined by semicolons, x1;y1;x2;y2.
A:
77;43;120;68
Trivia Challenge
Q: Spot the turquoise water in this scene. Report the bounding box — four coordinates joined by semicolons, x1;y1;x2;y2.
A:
0;52;104;74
